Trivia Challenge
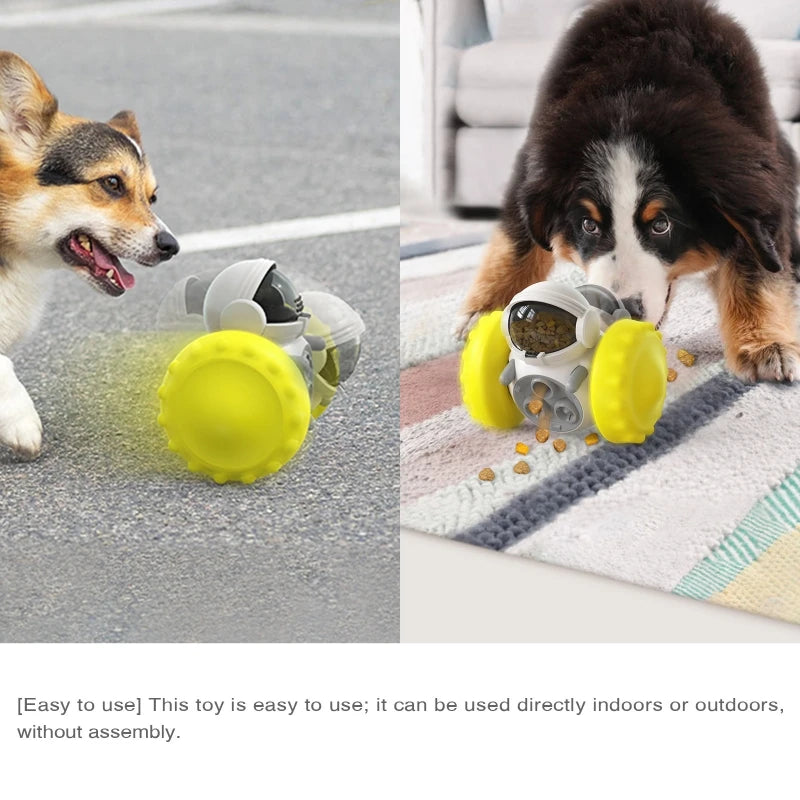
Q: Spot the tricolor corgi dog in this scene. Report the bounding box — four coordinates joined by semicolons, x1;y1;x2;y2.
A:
0;51;179;459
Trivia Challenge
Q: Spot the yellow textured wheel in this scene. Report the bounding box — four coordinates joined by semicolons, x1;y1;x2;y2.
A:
590;319;667;444
460;310;523;429
157;330;311;484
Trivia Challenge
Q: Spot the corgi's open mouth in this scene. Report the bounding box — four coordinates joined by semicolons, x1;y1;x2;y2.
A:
59;231;135;297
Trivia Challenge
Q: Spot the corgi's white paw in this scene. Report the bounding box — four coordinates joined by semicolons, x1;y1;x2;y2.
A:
0;407;42;459
0;354;43;459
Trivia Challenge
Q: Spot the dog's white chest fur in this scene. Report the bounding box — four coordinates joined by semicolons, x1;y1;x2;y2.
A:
0;261;50;352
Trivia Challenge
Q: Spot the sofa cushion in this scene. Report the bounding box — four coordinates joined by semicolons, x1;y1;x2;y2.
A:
755;39;800;120
716;0;800;40
484;0;798;40
484;0;590;40
455;37;800;128
455;38;557;126
496;0;590;40
454;126;527;206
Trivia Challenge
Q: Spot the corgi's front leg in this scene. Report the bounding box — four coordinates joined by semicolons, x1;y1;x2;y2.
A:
0;354;42;459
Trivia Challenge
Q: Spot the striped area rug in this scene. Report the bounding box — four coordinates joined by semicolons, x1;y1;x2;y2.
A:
400;236;800;625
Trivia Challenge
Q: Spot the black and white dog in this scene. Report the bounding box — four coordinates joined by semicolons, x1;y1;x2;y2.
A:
463;0;800;383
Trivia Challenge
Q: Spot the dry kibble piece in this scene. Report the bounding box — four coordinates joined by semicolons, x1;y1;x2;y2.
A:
584;432;599;446
535;428;549;444
513;460;530;475
676;349;695;367
667;367;678;382
553;438;567;453
478;468;495;482
527;398;543;415
515;442;530;455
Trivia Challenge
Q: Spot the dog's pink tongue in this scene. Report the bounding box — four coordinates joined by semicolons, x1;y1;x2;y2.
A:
93;244;135;290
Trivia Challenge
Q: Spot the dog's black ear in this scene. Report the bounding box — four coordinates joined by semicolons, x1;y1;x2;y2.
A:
498;143;561;253
108;110;141;146
0;51;58;158
514;178;561;252
701;147;786;273
716;207;783;273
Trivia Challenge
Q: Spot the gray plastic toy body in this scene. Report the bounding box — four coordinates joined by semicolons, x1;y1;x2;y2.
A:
500;283;629;434
158;258;365;415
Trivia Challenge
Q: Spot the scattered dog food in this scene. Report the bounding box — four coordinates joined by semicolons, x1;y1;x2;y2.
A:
553;438;567;453
667;367;678;382
535;428;549;444
527;398;543;415
584;432;599;446
515;442;530;455
676;349;695;367
513;460;530;475
478;467;495;481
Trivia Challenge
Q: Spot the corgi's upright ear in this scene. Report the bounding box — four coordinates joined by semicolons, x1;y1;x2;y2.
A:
108;110;142;146
0;51;58;159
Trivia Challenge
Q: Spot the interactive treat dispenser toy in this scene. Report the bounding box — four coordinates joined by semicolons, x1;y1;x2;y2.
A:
460;282;667;444
156;258;364;483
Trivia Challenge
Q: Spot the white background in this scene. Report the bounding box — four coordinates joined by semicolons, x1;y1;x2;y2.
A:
4;643;798;797
402;529;800;641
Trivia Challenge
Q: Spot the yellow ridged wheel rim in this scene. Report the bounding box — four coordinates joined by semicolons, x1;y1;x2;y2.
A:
460;310;523;429
590;319;667;444
158;330;310;483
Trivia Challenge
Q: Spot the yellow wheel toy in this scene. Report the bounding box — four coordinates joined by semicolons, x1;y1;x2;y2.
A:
460;310;524;429
589;318;667;444
158;330;311;484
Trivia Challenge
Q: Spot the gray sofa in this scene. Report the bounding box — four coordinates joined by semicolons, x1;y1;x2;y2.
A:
423;0;800;209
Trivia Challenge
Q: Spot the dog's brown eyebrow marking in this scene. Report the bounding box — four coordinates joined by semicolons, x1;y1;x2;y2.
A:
640;199;665;223
578;198;602;222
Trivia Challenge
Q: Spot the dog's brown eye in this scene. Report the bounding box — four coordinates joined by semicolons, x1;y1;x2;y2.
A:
100;175;124;196
582;217;600;235
651;216;671;235
149;193;157;205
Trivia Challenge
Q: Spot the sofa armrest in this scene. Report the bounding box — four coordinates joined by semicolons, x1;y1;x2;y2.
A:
423;0;491;204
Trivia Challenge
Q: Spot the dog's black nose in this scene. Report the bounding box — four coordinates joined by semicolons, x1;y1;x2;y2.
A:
155;230;180;259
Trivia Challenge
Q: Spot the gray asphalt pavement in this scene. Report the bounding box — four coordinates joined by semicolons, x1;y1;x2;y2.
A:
0;2;399;641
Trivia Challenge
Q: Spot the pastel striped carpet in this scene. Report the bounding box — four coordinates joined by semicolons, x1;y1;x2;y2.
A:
400;237;800;625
